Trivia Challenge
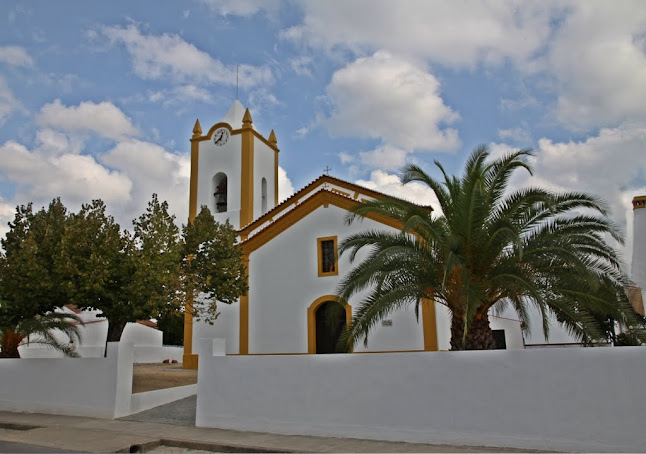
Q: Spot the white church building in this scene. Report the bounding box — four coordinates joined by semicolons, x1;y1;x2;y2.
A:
182;101;524;367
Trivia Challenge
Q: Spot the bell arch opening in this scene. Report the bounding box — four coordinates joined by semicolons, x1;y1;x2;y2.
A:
212;173;228;213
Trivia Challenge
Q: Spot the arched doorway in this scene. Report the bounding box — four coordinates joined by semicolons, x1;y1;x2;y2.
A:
307;296;352;354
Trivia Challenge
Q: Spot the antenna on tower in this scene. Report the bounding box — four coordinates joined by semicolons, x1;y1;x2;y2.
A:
236;64;239;100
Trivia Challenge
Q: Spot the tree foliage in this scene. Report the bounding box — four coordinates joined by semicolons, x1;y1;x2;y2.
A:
337;145;646;350
179;206;247;324
0;199;70;324
0;196;247;353
63;195;182;343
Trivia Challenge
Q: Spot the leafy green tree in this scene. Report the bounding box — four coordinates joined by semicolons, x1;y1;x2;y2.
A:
0;199;70;322
61;199;132;343
64;195;182;344
0;199;82;358
180;206;247;324
156;310;184;346
338;145;645;350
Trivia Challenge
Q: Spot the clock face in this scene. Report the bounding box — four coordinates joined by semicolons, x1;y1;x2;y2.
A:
213;127;230;147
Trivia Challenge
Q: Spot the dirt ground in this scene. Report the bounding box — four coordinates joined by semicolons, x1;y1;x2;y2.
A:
132;363;197;393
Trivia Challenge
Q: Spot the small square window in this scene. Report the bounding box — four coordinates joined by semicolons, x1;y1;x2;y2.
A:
317;236;338;277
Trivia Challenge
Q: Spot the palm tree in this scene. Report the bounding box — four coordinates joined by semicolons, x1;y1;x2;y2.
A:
0;311;83;358
337;145;644;350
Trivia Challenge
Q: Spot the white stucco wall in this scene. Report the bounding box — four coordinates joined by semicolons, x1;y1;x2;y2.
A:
250;204;426;353
121;322;162;346
213;204;424;354
253;139;276;219
193;299;240;355
194;201;525;355
197;132;242;229
19;311;164;359
196;341;646;452
0;342;133;418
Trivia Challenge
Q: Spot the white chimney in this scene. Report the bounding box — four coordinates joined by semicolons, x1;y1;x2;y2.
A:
631;195;646;291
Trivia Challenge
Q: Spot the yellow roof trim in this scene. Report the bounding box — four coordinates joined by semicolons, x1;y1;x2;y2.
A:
240;190;403;254
238;174;425;235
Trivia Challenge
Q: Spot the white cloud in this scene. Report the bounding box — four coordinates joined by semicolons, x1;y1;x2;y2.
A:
37;99;139;140
355;170;440;212
285;2;646;133
324;51;460;152
490;123;646;268
102;24;273;88
101;139;190;224
35;128;84;156
0;76;23;125
359;144;409;172
282;1;555;67
0;139;132;208
278;166;294;202
202;0;280;17
338;152;354;165
0;45;34;67
289;56;313;76
546;2;646;129
534;125;646;204
148;85;214;108
498;126;532;144
0;197;15;241
0;131;194;233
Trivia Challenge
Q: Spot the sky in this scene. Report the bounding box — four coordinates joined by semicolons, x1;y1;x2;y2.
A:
1;0;646;271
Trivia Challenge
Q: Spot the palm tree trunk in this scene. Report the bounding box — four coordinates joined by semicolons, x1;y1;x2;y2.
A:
450;313;496;350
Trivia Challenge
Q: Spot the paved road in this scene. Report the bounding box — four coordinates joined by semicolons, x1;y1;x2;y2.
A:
0;440;75;453
120;395;197;426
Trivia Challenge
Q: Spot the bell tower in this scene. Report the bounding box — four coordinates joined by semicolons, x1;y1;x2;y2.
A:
188;100;280;230
184;101;279;368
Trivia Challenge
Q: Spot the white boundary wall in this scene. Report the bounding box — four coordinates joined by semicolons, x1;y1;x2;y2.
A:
130;384;197;414
196;339;646;452
0;342;133;418
0;342;195;418
20;345;184;363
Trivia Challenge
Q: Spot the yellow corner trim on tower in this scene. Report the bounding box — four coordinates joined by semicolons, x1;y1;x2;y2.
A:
184;122;202;368
240;112;255;228
239;253;250;355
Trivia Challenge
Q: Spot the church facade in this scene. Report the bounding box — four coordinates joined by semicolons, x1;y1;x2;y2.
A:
182;102;524;368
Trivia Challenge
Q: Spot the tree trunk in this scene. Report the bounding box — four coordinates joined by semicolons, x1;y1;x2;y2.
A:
450;313;496;350
104;321;127;357
0;330;25;358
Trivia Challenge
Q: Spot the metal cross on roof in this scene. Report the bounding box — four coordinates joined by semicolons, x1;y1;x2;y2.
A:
324;165;332;175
